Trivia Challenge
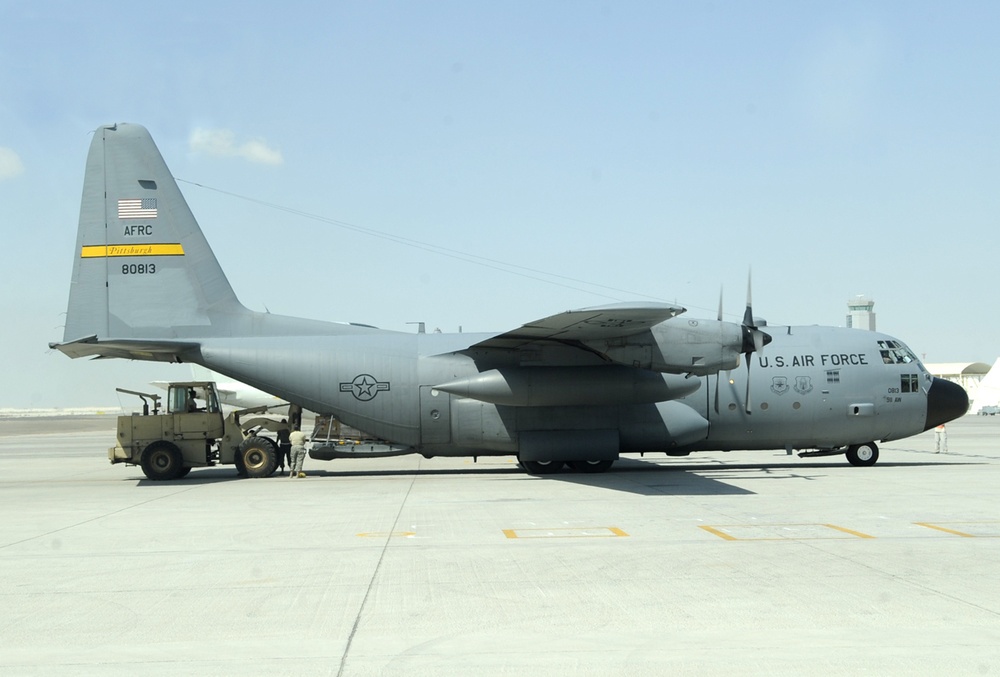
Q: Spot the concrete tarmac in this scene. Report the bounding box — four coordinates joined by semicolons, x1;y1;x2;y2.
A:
1;414;999;676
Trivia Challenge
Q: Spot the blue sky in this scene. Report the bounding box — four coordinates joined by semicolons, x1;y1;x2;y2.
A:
1;1;997;408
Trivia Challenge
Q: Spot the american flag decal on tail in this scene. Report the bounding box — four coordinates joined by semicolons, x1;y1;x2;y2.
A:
118;198;158;219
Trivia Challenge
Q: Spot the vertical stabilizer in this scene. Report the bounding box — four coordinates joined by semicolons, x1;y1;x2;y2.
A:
63;123;246;343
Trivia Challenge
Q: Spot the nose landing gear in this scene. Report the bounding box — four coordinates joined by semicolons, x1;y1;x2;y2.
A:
846;442;879;466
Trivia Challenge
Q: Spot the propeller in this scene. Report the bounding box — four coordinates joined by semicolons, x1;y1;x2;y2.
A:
714;287;723;414
739;270;772;414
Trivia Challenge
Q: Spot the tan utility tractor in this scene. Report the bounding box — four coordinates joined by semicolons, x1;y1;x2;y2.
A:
110;382;301;480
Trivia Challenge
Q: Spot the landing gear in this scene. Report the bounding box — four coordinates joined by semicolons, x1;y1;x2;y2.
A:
520;459;564;475
140;441;185;480
519;459;616;474
567;459;615;473
846;442;879;467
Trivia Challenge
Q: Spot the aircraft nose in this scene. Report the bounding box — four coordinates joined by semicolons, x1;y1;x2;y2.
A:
924;378;969;430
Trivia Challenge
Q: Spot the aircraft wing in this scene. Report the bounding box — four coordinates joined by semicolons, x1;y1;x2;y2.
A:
469;302;685;350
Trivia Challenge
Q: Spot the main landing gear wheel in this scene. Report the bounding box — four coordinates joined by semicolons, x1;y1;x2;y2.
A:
238;436;278;478
520;459;564;475
567;459;615;473
140;441;185;481
846;442;879;467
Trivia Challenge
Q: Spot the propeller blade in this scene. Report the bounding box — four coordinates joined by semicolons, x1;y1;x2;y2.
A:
742;269;754;327
741;269;766;415
719;271;770;416
745;360;752;414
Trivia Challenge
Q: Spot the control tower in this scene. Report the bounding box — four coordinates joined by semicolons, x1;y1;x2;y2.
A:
846;295;876;330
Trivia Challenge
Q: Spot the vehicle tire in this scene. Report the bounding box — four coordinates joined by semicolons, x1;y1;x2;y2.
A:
239;436;278;478
140;441;185;481
176;466;192;478
846;442;879;467
520;459;564;475
256;437;279;476
567;459;614;473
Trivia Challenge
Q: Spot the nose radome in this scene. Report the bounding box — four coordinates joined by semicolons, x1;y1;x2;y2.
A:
925;378;969;430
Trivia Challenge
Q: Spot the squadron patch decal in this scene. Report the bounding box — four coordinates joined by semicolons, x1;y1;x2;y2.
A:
794;376;814;395
771;376;789;395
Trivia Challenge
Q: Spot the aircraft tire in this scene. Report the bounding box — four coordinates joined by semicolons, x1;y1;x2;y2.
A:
567;459;614;473
238;436;278;478
140;441;185;481
846;442;879;467
520;459;564;475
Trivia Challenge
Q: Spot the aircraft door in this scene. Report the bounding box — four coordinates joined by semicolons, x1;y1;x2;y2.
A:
419;386;452;444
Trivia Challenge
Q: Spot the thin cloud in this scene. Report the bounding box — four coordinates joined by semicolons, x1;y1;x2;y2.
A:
189;128;283;165
0;147;24;180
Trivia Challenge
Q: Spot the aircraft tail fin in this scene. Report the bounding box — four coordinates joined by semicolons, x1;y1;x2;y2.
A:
61;123;248;348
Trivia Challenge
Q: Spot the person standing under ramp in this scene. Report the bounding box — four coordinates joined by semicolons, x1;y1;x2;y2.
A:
289;429;309;478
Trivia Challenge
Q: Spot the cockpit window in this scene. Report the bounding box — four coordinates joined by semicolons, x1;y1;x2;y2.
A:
877;339;917;365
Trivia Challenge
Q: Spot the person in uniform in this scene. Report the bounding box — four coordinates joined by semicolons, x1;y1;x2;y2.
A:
276;421;291;473
289;428;309;478
934;423;948;453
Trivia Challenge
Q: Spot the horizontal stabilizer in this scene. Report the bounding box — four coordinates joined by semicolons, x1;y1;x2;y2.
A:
49;335;199;362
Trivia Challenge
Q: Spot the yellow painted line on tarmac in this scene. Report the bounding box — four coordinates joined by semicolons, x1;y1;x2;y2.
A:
699;525;738;541
700;523;874;541
823;524;875;539
914;522;977;538
356;531;416;538
503;526;629;539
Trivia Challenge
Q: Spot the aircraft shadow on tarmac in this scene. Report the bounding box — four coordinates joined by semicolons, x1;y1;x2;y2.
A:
130;456;979;496
508;458;979;496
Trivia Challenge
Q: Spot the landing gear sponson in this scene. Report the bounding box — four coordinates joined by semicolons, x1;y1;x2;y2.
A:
518;458;617;474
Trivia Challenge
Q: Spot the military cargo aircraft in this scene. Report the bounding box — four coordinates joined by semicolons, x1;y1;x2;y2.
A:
51;123;969;474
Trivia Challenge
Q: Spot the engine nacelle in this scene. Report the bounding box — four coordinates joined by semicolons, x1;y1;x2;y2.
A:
585;318;745;376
